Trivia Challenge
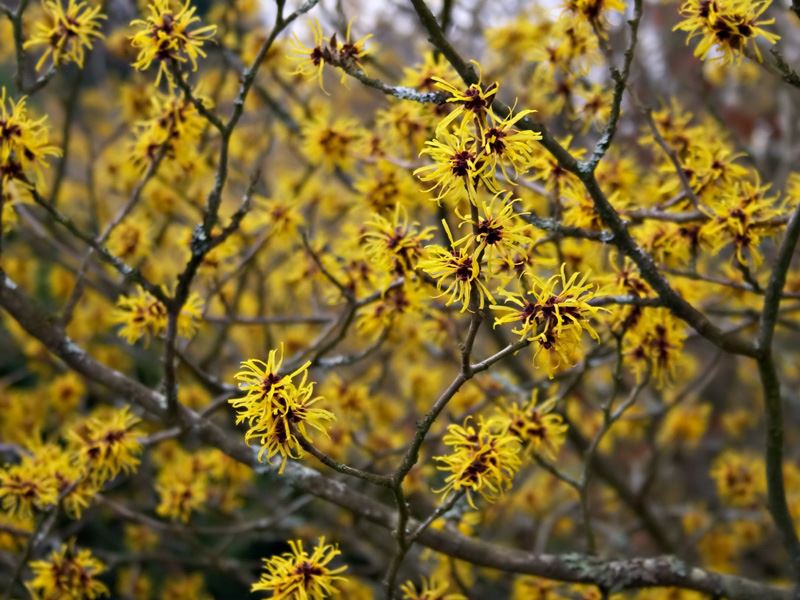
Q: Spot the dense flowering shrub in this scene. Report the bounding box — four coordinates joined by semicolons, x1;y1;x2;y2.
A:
1;0;800;598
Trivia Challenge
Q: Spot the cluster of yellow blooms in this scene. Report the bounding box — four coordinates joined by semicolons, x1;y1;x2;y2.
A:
154;442;253;522
493;266;604;375
1;0;799;597
0;88;60;185
129;0;217;85
0;408;141;519
675;0;779;63
252;537;348;599
230;346;334;472
434;417;523;508
112;286;203;345
24;0;105;70
28;542;109;599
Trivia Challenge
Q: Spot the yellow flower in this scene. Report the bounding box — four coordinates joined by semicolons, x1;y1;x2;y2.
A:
252;537;348;599
434;416;521;508
413;70;539;184
0;180;22;233
563;0;626;32
362;203;435;275
375;104;433;161
354;160;420;213
0;87;61;186
2;439;108;519
67;407;142;486
301;114;364;172
432;72;499;135
229;345;335;473
112;287;203;345
479;108;541;180
419;220;495;312
289;19;328;89
574;83;613;133
0;448;59;517
710;450;765;508
512;575;566;600
561;180;627;231
400;50;457;92
415;125;496;205
154;446;210;522
623;308;687;386
356;280;428;339
111;288;167;345
699;176;781;267
492;265;603;372
657;402;711;449
788;172;800;205
0;441;101;519
48;371;86;415
161;573;212;600
454;191;531;267
401;576;466;600
493;389;569;460
117;568;153;600
107;219;152;263
130;90;208;175
129;0;216;85
288;18;371;92
27;543;109;600
674;0;779;64
24;0;105;71
253;196;306;242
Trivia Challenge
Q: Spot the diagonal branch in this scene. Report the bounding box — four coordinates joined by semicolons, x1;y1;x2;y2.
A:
406;0;756;359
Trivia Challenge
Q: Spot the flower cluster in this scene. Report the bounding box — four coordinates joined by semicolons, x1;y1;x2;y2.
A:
363;204;434;276
710;451;765;508
130;91;208;173
154;445;252;522
492;266;603;376
1;0;799;595
624;308;688;386
414;75;541;205
434;417;522;508
252;537;348;599
111;286;203;345
419;220;495;312
289;19;371;91
129;0;217;85
455;191;531;269
493;390;569;460
24;0;105;71
675;0;779;63
0;408;142;521
230;346;334;472
67;407;142;485
301;113;365;172
0;448;59;517
356;281;428;339
0;87;60;185
700;177;783;267
27;543;109;600
415;126;496;205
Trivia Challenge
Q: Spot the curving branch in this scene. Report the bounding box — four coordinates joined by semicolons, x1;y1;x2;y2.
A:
755;203;800;576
